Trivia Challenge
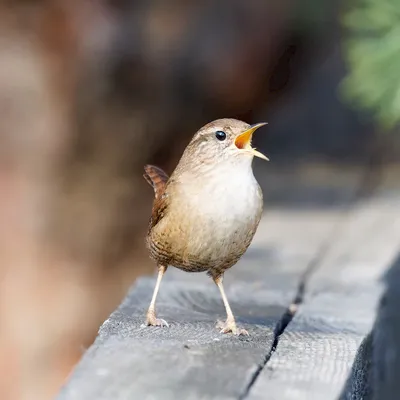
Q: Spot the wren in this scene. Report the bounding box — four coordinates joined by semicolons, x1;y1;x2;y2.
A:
143;119;268;335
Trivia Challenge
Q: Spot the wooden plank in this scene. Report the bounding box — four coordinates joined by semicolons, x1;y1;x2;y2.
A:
248;184;400;400
341;168;400;400
57;167;365;400
363;252;400;400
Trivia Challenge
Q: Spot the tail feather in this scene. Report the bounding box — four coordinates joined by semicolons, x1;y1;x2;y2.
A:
143;164;169;199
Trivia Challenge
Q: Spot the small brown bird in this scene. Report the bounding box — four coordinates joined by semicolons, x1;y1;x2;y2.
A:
143;118;268;335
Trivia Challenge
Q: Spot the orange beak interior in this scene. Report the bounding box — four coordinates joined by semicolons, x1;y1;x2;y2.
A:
234;123;269;160
235;123;267;149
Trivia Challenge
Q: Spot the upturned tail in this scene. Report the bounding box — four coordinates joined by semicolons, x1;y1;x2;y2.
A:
143;164;169;199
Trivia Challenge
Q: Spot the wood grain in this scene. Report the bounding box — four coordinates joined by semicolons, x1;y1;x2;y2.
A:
248;179;400;400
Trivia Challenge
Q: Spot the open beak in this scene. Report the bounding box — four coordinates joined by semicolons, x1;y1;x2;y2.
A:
234;122;269;161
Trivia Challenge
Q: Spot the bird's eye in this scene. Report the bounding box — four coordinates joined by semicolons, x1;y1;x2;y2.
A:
215;130;226;141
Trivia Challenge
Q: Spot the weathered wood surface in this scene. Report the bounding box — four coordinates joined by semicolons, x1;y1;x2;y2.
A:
248;171;400;400
58;165;400;400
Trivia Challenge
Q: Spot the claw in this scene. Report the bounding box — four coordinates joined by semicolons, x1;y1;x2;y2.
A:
152;318;169;328
219;327;249;336
216;320;225;330
144;315;169;328
216;320;249;336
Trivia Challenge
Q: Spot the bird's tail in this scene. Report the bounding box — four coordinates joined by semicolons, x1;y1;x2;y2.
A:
143;164;169;199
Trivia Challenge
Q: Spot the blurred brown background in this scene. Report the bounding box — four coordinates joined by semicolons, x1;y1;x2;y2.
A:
0;1;398;400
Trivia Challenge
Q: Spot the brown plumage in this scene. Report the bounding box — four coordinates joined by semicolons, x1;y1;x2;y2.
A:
143;118;268;335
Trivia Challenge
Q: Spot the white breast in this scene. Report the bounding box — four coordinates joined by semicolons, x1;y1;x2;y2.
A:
169;163;263;262
190;166;261;224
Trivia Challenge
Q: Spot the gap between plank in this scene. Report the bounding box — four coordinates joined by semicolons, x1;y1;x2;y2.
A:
238;159;381;400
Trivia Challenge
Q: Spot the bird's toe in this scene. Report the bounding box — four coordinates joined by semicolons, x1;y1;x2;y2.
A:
144;315;169;328
154;318;169;327
217;320;249;336
215;320;225;330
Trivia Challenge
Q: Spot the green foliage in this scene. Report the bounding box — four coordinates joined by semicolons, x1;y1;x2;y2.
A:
341;0;400;129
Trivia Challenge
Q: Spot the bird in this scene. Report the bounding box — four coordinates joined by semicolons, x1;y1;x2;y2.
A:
143;118;268;335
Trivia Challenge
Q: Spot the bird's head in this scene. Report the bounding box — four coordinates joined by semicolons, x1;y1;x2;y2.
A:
179;119;268;171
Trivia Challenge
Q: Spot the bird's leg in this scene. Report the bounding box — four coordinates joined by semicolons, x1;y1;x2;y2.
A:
214;275;248;336
144;265;169;327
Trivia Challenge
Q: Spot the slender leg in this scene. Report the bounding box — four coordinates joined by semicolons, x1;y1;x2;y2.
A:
144;265;168;327
214;275;248;336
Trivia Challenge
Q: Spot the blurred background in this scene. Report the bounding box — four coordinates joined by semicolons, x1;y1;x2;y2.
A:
0;1;399;399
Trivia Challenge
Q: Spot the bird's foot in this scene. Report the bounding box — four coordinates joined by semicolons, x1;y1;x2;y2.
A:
216;319;249;336
142;312;169;328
